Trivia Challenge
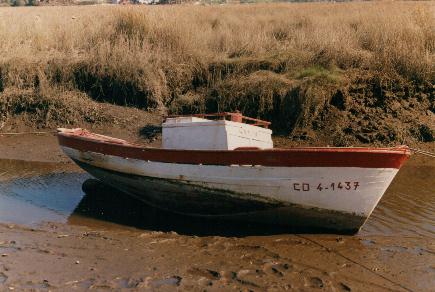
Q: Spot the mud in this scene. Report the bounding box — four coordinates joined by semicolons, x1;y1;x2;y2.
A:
0;135;434;291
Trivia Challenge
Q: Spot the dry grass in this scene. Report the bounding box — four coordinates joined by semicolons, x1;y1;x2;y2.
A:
0;2;433;142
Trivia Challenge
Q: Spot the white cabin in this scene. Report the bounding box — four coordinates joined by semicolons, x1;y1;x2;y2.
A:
162;113;273;150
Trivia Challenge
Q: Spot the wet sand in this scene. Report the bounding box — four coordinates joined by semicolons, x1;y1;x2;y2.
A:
0;135;434;291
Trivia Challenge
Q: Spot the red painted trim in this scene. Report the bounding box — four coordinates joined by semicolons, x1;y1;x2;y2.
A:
57;129;410;169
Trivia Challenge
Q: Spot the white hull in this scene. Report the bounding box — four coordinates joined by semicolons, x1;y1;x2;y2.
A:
63;146;399;232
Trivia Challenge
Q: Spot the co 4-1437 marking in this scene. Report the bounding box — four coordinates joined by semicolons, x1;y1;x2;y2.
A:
293;182;360;192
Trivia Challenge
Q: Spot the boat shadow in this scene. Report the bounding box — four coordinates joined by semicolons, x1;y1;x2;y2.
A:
70;179;341;237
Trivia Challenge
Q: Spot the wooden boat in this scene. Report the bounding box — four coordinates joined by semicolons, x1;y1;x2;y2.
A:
57;113;410;233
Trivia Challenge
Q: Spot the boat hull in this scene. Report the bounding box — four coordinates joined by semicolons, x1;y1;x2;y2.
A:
56;128;410;233
73;158;367;233
60;144;403;233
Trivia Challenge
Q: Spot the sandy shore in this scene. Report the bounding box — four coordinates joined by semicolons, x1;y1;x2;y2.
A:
0;134;434;291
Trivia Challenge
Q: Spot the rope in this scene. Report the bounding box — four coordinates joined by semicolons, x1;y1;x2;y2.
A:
0;131;57;136
409;147;435;158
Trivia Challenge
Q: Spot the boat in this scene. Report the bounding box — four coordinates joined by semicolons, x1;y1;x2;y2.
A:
57;112;411;233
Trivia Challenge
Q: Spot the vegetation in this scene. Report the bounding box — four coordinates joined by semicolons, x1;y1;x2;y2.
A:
0;2;433;144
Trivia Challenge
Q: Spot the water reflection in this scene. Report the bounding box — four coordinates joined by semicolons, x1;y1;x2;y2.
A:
0;172;89;225
71;179;315;236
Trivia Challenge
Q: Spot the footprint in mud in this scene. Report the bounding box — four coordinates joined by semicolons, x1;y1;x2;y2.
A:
339;282;352;291
76;278;96;289
226;271;260;288
37;248;53;255
228;244;280;259
110;277;130;289
79;276;182;290
23;280;51;290
308;276;325;288
188;267;221;280
0;272;8;284
262;261;293;278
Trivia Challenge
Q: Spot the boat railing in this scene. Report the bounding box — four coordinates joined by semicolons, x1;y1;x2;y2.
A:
166;112;271;128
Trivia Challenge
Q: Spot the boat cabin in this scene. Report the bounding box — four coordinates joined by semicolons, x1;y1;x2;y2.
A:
162;112;273;150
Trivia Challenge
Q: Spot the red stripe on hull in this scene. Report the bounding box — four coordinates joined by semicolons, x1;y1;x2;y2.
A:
57;130;410;169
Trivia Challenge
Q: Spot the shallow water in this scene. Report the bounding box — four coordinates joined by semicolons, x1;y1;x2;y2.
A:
361;159;435;238
0;157;433;238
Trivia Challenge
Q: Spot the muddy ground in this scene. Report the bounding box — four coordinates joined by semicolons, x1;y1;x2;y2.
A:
1;220;433;291
0;130;434;291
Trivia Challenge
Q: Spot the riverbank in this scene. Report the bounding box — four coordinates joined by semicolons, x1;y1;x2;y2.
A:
1;3;434;146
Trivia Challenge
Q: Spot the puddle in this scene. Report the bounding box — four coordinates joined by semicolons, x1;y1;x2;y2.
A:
361;239;376;246
151;276;182;288
0;246;18;254
0;170;90;226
